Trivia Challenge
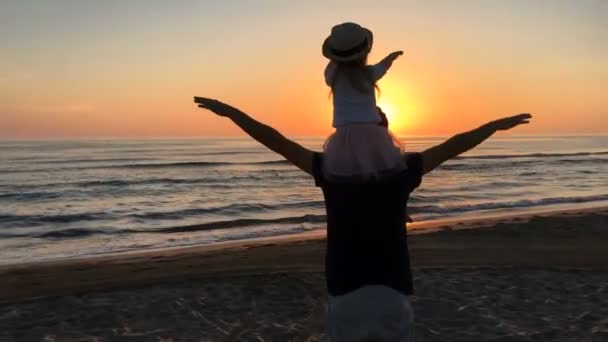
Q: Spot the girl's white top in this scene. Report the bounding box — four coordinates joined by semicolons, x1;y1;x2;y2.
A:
325;61;390;127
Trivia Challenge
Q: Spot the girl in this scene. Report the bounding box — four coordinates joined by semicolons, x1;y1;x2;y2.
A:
322;22;405;180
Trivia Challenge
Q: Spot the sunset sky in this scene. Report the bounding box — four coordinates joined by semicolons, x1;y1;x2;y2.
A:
1;0;606;138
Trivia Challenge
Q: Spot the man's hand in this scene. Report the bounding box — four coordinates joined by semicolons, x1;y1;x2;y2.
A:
489;113;532;131
388;50;404;61
194;97;242;118
421;113;532;175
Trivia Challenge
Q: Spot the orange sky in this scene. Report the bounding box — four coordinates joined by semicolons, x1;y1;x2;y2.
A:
1;0;606;138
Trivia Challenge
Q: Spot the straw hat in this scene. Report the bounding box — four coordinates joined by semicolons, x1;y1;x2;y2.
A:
322;22;373;62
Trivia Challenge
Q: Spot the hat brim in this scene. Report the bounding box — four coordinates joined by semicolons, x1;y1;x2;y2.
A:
322;28;373;62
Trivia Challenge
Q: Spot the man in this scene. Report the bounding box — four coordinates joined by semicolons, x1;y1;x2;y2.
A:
194;96;531;341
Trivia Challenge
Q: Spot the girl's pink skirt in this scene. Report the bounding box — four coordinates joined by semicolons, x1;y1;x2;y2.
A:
323;123;406;181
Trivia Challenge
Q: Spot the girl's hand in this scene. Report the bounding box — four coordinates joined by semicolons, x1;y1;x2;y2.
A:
193;97;242;118
489;113;532;131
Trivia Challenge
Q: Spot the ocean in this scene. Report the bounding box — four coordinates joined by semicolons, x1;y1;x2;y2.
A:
1;136;607;264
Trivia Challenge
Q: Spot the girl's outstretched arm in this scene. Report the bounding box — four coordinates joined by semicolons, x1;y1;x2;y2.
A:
194;97;315;175
379;50;404;69
371;50;403;80
421;113;532;175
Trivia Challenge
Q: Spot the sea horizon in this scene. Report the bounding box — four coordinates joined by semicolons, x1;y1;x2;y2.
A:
1;133;607;142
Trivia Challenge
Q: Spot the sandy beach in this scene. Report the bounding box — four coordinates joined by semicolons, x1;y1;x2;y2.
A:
1;207;607;341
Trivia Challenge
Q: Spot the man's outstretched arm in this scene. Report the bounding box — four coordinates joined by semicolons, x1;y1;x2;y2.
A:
421;114;532;175
194;97;315;175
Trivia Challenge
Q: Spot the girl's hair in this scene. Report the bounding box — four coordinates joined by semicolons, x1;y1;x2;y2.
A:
377;106;389;127
330;57;380;95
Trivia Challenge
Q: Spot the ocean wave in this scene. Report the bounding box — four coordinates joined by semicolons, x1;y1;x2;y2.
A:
36;227;120;239
77;173;308;188
0;227;137;239
146;214;327;233
409;194;608;215
0;191;64;202
456;151;608;160
3;169;309;191
0;201;325;231
107;160;290;169
0;159;292;174
131;201;325;220
198;150;263;156
37;158;154;164
0;214;328;239
0;212;113;226
439;156;607;171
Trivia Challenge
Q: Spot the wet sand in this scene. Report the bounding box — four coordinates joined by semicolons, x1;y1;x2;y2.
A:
1;208;607;341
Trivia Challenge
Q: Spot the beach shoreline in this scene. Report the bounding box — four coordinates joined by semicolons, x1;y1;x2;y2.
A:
2;202;606;269
2;206;607;303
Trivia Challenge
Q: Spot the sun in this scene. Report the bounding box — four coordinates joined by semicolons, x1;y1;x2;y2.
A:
375;78;421;134
376;99;407;133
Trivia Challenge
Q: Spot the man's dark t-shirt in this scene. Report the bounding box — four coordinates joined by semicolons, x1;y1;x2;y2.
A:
312;153;424;297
